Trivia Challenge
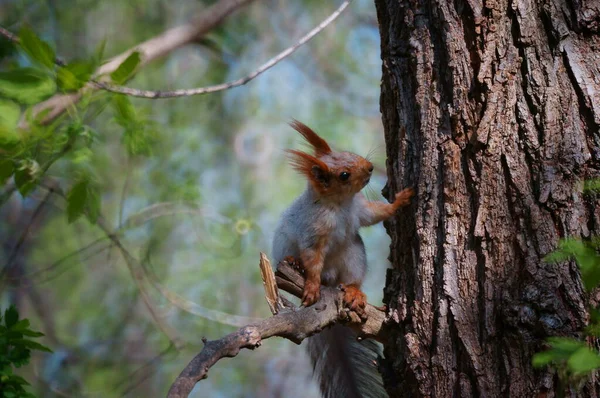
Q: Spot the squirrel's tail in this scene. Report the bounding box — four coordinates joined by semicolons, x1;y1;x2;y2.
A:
307;325;387;398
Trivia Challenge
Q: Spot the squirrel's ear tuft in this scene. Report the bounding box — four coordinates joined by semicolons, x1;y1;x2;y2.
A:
286;149;330;183
289;119;332;156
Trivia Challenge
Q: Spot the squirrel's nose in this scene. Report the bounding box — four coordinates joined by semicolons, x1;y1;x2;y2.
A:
368;164;374;173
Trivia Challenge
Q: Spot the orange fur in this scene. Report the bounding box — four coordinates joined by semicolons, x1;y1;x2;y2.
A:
286;149;332;195
340;283;367;318
300;236;328;306
361;188;414;225
289;119;332;156
392;188;414;210
286;149;330;176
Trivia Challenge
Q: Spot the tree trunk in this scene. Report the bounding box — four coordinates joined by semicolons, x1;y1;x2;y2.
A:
374;0;600;396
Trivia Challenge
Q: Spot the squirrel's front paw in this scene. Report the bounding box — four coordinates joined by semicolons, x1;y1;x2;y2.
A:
393;188;415;208
302;281;321;307
340;284;367;319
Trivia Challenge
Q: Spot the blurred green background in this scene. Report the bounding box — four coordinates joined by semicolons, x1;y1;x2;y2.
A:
0;0;391;396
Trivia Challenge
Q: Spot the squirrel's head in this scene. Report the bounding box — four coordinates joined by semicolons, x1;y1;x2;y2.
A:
287;120;374;200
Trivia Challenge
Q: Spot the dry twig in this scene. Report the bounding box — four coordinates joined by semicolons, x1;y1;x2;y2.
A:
259;252;284;314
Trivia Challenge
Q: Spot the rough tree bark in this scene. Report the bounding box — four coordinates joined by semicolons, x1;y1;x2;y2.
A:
375;0;600;396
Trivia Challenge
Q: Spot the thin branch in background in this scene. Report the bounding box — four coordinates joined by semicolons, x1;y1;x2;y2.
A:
150;275;263;327
118;158;131;227
96;219;185;350
0;26;67;66
24;276;61;345
2;237;109;284
0;184;17;208
141;251;263;327
0;0;256;128
94;0;351;98
0;0;350;101
34;242;111;284
117;344;175;396
35;184;184;348
105;287;141;357
1;187;54;281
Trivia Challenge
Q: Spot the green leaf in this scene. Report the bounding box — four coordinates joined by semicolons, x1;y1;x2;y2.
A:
13;161;38;197
546;337;586;355
93;39;107;68
71;147;93;164
66;178;101;224
85;183;101;224
9;319;30;331
567;347;600;374
0;159;14;184
110;51;141;84
584;179;600;193
6;374;29;386
112;94;136;124
5;330;24;339
19;26;55;70
590;307;600;323
0;68;57;105
0;126;20;151
0;99;20;129
66;179;89;223
122;123;155;157
533;337;587;369
11;339;52;353
19;329;44;338
0;33;17;61
4;306;19;328
57;61;94;92
545;238;600;290
532;350;556;368
56;67;78;92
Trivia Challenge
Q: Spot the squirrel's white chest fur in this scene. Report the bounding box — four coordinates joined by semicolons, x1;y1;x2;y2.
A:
316;202;358;245
272;187;367;286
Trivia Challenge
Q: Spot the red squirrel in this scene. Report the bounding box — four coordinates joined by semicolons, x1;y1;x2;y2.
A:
272;120;413;398
272;120;413;313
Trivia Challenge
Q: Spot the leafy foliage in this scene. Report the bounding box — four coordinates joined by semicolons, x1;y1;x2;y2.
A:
0;69;56;105
0;27;155;209
534;207;600;390
57;61;95;92
19;26;56;70
110;51;141;84
0;306;52;398
0;3;387;396
66;176;101;223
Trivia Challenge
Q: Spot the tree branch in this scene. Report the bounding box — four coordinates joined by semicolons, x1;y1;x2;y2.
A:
93;0;351;98
13;0;255;127
167;257;387;398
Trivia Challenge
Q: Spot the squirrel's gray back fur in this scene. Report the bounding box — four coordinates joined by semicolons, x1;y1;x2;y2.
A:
308;326;387;398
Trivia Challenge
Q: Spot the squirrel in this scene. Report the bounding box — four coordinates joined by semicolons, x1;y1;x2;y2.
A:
272;120;414;398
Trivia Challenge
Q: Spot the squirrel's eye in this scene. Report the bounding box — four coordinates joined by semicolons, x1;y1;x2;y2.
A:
339;172;350;181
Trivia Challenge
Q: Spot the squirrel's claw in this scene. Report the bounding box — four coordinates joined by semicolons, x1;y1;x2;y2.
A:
340;284;367;320
393;187;415;209
302;281;321;307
